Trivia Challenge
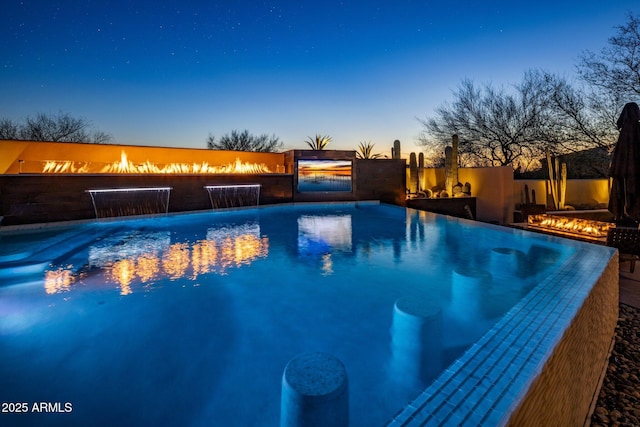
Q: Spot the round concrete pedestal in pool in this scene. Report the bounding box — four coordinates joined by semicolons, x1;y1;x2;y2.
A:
451;266;492;321
490;247;526;281
280;352;348;427
390;296;443;390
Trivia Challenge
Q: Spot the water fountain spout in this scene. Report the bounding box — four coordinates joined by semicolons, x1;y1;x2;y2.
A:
205;184;261;209
86;187;172;219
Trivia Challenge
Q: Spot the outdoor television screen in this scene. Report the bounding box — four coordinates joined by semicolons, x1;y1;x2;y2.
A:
297;160;352;192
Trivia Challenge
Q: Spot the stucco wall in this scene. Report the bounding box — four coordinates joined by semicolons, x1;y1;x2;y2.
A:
515;179;610;208
416;166;514;224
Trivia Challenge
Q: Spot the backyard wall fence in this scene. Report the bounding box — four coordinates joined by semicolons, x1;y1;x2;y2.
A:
0;140;613;226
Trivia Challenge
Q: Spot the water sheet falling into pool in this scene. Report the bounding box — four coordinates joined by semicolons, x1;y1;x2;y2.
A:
205;184;261;209
87;187;172;218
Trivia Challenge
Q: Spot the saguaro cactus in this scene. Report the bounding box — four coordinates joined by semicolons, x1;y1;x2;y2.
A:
444;135;459;197
451;134;459;190
444;146;453;196
392;140;401;159
418;152;424;192
546;148;567;210
409;152;418;194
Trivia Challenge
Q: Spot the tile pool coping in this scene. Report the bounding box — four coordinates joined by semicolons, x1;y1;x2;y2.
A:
386;223;618;426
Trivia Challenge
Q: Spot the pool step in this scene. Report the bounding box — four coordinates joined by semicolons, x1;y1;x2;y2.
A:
0;226;121;285
0;249;33;263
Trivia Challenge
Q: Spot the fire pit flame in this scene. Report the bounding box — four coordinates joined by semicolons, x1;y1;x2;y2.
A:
527;214;612;239
40;150;272;174
43;160;89;174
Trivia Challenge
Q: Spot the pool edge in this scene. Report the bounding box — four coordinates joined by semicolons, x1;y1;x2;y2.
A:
505;252;619;426
386;243;618;426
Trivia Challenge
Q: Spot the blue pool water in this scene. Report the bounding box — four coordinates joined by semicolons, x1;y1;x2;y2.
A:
0;202;607;426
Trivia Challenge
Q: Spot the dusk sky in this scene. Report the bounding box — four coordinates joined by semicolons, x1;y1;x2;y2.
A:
1;1;638;155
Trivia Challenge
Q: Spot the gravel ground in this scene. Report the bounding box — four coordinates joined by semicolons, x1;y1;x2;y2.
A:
591;304;640;426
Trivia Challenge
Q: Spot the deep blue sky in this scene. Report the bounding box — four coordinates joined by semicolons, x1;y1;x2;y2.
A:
1;1;637;154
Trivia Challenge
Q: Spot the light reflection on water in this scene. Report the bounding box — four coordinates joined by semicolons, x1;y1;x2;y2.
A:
44;266;75;294
43;222;269;295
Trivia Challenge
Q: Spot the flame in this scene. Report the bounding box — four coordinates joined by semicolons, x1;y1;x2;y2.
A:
32;150;277;174
527;214;612;238
42;160;90;174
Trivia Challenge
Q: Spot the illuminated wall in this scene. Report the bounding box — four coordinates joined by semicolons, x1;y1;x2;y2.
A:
514;179;610;209
0;140;285;175
417;166;514;224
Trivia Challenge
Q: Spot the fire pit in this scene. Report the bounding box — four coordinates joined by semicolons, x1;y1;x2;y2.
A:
38;150;273;174
526;214;613;242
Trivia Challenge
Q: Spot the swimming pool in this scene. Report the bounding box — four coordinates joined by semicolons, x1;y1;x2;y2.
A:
0;202;616;426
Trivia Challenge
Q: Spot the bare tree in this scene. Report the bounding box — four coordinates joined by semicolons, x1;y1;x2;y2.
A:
578;12;640;103
0;118;20;139
0;112;112;143
207;130;283;152
90;130;113;145
540;71;618;150
417;74;556;170
532;14;640;156
418;68;623;170
418;14;640;170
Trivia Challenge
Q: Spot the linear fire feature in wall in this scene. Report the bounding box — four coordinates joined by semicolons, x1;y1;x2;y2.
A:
526;214;613;241
23;151;274;174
